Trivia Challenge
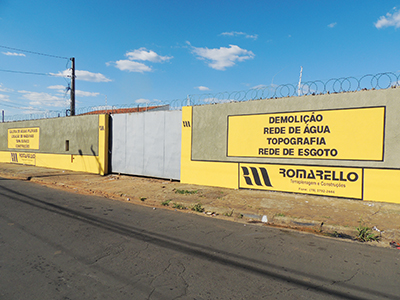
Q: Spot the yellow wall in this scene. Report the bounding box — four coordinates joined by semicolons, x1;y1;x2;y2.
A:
364;169;400;204
182;101;400;204
181;106;238;189
1;114;109;175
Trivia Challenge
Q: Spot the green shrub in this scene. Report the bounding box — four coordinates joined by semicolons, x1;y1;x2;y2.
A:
191;203;204;212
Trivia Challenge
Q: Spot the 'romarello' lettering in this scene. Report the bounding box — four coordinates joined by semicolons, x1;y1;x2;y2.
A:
279;168;359;182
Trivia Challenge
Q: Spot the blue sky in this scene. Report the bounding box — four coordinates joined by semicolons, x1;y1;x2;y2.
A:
1;1;400;116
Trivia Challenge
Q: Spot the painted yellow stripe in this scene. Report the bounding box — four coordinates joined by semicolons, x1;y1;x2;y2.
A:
98;114;109;175
35;153;102;174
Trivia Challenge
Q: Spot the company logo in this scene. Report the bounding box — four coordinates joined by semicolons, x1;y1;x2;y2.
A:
11;152;18;162
241;166;273;187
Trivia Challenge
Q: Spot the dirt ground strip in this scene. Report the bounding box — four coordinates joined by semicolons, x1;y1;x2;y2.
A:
1;163;400;249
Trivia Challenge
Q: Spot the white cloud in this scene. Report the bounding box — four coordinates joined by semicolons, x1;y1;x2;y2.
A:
75;90;100;97
126;48;173;62
203;97;231;104
18;90;67;107
246;34;258;40
21;108;45;114
252;84;268;89
0;84;13;92
328;22;337;28
76;70;112;82
220;31;258;40
195;86;210;91
47;85;66;91
375;9;400;28
50;69;112;82
2;52;26;56
0;94;10;102
113;60;152;73
189;43;255;70
220;32;238;37
135;98;151;104
47;85;99;97
109;48;173;73
135;98;162;105
135;98;161;104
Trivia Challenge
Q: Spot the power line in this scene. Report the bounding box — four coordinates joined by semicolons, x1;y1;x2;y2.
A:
0;98;66;112
0;69;69;77
0;45;69;60
0;97;33;107
0;69;52;76
0;45;75;115
0;102;30;109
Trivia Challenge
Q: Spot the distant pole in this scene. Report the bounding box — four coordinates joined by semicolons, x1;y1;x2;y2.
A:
70;57;75;116
105;95;108;113
297;66;303;96
2;110;4;123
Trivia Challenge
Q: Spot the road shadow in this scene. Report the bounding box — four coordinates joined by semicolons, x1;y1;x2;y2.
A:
0;182;396;300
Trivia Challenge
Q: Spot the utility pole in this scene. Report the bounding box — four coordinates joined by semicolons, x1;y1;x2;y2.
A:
70;57;75;116
297;66;303;96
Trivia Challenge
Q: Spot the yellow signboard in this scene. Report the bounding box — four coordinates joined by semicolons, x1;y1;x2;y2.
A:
8;127;40;150
228;107;385;161
10;152;36;165
239;163;363;199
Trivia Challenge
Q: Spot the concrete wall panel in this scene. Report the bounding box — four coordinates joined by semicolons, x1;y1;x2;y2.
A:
0;115;99;155
191;89;400;169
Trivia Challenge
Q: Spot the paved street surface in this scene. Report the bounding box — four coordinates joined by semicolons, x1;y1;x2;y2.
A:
1;177;399;299
1;163;400;246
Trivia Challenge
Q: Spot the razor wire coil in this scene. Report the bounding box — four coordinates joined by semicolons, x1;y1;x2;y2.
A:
2;71;400;122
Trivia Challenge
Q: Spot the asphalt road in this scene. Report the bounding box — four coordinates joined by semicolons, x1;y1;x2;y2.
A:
0;177;399;300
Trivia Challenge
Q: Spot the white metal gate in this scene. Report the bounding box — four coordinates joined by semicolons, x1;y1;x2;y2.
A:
111;110;181;180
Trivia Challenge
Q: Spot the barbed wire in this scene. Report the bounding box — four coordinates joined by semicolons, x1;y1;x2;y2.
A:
3;110;66;122
187;72;400;105
2;71;399;122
